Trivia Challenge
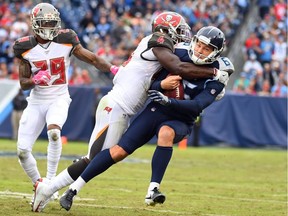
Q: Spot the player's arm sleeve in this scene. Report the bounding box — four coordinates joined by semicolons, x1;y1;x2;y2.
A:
150;70;169;91
169;81;225;115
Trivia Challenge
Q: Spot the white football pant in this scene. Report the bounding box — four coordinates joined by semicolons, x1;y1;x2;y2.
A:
17;97;71;184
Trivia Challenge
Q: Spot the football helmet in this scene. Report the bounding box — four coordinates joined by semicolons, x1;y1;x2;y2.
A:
31;3;61;40
189;26;225;65
152;11;191;44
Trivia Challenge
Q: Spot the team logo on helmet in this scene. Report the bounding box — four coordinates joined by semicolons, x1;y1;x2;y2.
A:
33;7;40;17
165;14;173;22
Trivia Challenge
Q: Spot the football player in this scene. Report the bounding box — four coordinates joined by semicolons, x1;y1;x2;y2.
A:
13;2;117;202
144;26;234;205
32;12;229;212
57;26;233;210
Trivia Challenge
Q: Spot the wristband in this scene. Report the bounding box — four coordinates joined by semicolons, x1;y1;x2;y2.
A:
110;65;119;75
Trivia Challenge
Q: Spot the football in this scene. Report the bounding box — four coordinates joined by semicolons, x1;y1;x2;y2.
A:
163;79;184;100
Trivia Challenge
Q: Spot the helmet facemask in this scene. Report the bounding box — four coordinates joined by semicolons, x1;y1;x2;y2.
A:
167;19;191;44
31;3;61;40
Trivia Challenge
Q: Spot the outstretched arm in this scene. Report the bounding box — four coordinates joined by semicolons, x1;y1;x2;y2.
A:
153;47;216;79
72;44;113;73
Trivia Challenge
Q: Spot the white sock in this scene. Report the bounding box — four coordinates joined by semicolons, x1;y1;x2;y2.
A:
18;150;40;184
69;177;87;194
46;129;62;179
46;169;74;197
148;182;160;193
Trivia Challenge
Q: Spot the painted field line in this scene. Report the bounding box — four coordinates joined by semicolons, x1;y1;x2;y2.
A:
0;190;232;216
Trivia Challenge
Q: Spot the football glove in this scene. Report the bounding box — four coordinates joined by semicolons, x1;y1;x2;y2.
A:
215;88;225;101
214;69;229;86
148;90;171;106
32;70;51;85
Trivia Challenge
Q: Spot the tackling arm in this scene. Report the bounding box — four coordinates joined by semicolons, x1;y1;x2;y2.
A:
19;59;35;90
153;47;215;79
73;44;113;72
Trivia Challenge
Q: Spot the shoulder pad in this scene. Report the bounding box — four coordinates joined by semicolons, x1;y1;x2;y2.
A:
53;29;80;47
13;36;37;59
217;57;235;75
148;32;174;52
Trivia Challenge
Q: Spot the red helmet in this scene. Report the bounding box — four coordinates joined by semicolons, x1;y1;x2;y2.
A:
152;11;191;44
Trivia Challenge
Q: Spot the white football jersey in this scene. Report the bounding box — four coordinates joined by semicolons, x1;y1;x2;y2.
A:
13;29;80;104
108;35;163;115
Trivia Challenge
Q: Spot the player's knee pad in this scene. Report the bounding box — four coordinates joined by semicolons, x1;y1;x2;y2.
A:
47;128;61;142
67;157;90;180
17;149;31;161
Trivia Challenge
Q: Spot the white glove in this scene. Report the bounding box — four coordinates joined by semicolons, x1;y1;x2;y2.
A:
214;69;229;86
148;90;171;106
215;88;225;101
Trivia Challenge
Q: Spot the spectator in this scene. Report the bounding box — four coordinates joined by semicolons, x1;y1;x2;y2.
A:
243;53;263;79
95;16;111;41
272;34;287;65
245;77;258;95
232;72;250;94
271;72;288;97
262;62;278;88
258;79;271;96
257;0;273;19
244;32;262;58
259;31;274;64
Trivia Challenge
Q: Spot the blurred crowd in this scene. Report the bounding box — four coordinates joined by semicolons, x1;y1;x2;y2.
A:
232;0;287;97
0;0;287;97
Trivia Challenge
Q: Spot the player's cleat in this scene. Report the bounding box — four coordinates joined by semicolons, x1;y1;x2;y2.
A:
32;181;52;212
59;188;77;211
145;187;166;206
30;178;45;207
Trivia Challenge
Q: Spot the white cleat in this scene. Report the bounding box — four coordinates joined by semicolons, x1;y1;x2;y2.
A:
32;181;52;212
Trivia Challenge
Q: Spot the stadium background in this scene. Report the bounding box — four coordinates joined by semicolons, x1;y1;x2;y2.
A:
0;0;287;148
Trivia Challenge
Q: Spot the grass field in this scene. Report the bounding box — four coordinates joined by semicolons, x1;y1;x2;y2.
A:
0;138;286;216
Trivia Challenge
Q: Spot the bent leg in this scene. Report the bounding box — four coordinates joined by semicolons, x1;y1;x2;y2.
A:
17;104;46;184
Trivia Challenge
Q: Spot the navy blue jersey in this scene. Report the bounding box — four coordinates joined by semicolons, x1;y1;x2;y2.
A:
118;44;231;154
150;44;225;124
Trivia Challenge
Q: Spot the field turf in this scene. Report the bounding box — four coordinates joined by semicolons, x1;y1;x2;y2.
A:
0;138;286;216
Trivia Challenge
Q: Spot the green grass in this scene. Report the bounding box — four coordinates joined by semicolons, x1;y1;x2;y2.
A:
0;138;287;216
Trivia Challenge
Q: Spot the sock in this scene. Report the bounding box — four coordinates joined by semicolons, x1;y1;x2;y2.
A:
68;149;115;193
69;177;86;193
81;149;115;182
46;169;74;197
17;150;40;184
147;182;160;193
46;129;62;179
150;146;173;184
